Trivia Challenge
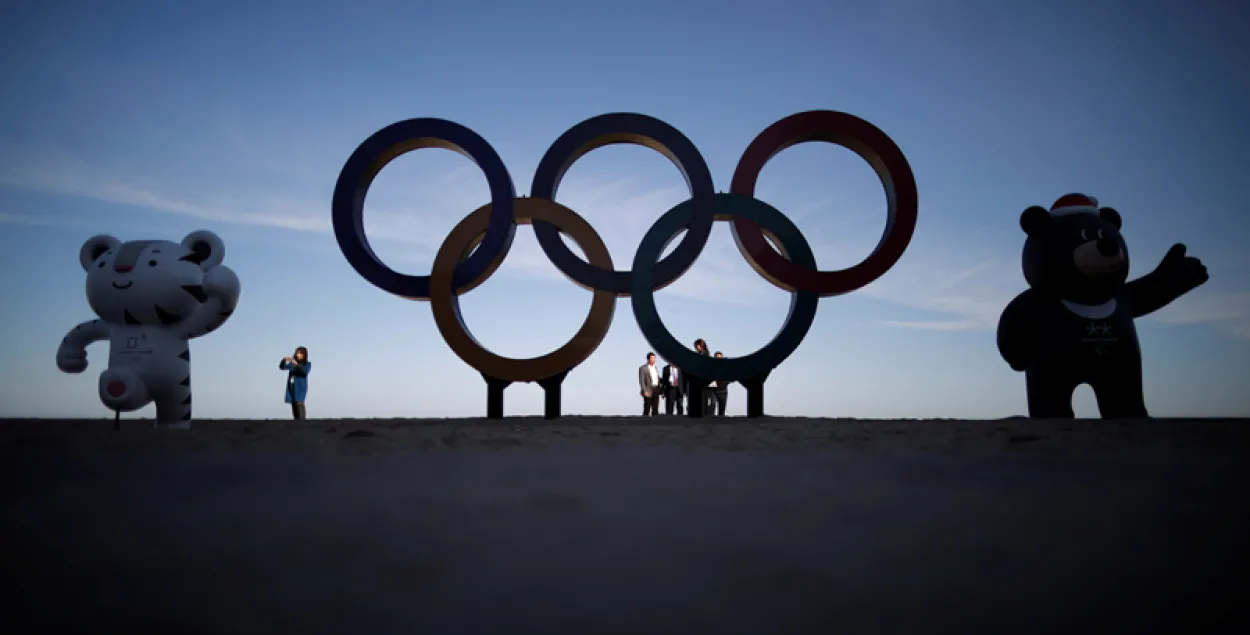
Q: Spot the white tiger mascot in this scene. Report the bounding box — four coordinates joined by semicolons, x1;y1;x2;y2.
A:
56;230;241;429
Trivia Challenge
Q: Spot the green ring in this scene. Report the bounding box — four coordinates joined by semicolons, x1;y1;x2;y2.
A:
630;193;819;382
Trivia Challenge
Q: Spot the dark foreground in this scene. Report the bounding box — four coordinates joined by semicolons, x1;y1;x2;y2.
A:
2;416;1249;634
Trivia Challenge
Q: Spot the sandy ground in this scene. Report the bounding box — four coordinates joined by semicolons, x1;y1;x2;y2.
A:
3;416;1249;634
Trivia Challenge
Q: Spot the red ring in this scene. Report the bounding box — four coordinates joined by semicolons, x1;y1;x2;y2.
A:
729;111;919;297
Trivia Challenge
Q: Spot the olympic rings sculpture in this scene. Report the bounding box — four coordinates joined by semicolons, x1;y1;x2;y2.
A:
332;110;918;413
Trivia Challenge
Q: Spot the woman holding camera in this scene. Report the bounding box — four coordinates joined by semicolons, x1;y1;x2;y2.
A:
279;346;312;420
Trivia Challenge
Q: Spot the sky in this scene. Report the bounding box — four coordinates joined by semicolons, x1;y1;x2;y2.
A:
1;0;1248;420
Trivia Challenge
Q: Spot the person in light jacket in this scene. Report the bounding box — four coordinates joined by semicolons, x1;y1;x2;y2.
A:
279;346;312;420
638;352;660;416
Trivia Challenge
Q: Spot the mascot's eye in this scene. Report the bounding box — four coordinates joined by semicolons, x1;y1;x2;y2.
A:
1097;230;1105;240
148;260;157;267
97;261;105;268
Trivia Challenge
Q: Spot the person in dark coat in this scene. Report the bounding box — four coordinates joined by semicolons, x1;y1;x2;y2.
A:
708;351;729;416
693;338;714;414
660;360;686;415
279;346;312;420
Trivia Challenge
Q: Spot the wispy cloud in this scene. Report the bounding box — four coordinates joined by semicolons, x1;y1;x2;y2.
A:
848;214;1250;340
797;210;1025;331
5;140;1249;337
0;142;330;231
0;211;84;230
1149;289;1250;341
0;140;777;306
879;319;984;331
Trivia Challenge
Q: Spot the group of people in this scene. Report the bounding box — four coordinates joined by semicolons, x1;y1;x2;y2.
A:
637;338;730;417
278;340;736;422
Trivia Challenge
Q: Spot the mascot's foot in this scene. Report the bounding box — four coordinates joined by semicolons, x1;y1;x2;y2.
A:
99;368;150;412
153;420;192;430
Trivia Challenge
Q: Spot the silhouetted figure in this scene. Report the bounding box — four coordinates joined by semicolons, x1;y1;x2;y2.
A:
997;194;1207;419
638;352;660;416
707;351;729;416
693;338;712;413
280;346;312;420
661;361;686;415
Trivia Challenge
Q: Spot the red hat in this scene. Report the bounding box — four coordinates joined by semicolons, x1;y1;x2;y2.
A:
1049;193;1100;217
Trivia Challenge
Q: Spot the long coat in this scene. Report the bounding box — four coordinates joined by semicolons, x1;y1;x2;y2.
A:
279;359;312;403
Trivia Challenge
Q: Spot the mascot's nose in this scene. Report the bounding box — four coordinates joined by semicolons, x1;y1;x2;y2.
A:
1096;238;1119;257
114;264;133;273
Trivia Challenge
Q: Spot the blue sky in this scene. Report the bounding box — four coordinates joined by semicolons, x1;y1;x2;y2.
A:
2;0;1248;420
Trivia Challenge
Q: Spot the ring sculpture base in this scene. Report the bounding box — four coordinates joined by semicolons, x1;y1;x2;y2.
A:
684;370;770;418
481;369;571;420
481;372;512;420
537;369;570;420
740;369;771;419
333;111;918;420
686;375;710;418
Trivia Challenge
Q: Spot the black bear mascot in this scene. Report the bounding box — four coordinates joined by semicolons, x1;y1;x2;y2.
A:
997;193;1209;419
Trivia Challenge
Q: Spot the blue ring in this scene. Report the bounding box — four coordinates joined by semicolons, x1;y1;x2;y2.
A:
331;118;516;300
530;113;717;296
630;193;819;382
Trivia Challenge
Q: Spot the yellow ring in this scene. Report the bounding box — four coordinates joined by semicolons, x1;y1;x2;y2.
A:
429;198;616;382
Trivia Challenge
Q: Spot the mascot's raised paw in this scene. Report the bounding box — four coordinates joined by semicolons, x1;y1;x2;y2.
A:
202;264;240;301
1159;244;1209;292
56;344;88;373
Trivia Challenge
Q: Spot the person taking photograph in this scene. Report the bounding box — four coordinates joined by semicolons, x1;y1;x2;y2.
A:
279;346;312;420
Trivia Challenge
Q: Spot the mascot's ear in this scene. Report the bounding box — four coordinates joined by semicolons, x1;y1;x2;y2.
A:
179;230;225;271
79;235;121;272
1099;207;1122;230
1020;206;1050;236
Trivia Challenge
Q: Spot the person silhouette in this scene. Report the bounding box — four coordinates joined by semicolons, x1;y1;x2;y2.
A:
637;351;660;416
279;346;312;420
708;351;729;416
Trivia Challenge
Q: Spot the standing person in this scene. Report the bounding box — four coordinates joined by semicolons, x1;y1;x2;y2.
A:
693;338;712;414
709;351;730;416
661;360;685;415
279;346;312;420
638;352;660;416
694;339;709;356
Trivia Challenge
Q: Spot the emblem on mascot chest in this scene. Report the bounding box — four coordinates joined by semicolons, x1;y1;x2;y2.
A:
111;327;160;364
124;332;148;350
1081;320;1119;355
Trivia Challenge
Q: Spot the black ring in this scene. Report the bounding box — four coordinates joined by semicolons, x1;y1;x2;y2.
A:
529;113;717;296
331;118;516;300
